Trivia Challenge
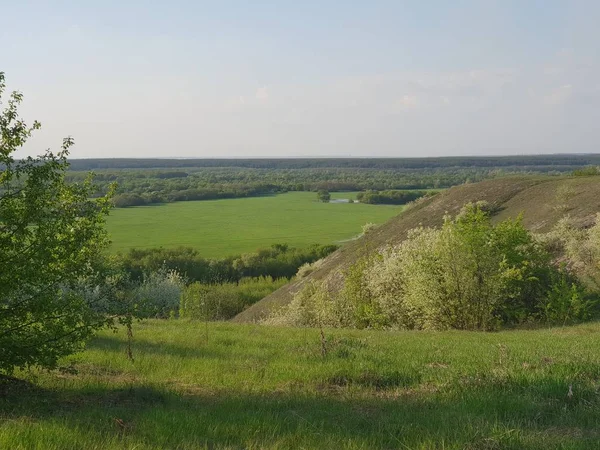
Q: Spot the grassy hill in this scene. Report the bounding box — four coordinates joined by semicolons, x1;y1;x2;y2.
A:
106;192;401;258
3;320;600;449
234;176;600;323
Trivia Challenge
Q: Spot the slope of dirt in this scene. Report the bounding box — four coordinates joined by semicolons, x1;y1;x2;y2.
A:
233;176;600;323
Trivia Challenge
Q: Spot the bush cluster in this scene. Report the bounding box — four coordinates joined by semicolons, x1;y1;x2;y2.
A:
356;190;432;205
181;276;288;320
117;243;337;284
270;204;598;330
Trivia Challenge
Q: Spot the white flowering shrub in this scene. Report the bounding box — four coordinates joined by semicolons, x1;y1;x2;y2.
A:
134;267;184;318
364;227;441;329
271;203;591;330
543;213;600;291
296;258;325;278
361;223;378;235
265;278;355;328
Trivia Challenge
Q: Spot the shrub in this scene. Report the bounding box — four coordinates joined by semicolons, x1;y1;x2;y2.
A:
271;203;588;330
356;189;431;205
134;267;184;318
572;166;600;176
364;204;568;329
117;243;337;284
181;276;287;320
265;280;351;328
316;190;331;202
112;193;148;208
541;271;594;324
542;214;600;291
296;258;325;278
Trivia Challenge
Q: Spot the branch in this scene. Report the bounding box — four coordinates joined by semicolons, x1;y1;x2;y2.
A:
0;312;73;338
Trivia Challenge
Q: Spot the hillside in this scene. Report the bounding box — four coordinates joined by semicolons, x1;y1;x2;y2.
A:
234;176;600;323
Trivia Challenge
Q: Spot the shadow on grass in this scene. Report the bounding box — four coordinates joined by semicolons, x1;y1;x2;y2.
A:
88;335;224;360
1;373;599;449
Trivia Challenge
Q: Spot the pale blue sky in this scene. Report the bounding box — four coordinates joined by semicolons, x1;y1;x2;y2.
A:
3;0;599;158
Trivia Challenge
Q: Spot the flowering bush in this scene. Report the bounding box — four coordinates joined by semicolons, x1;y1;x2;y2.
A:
134;267;184;318
270;203;594;330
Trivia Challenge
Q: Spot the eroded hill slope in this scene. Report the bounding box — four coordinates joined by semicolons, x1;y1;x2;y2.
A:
233;176;600;323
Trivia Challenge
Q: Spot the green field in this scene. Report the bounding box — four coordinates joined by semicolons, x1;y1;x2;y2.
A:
106;192;402;257
2;320;600;449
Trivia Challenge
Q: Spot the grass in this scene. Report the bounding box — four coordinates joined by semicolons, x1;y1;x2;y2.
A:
106;192;402;257
2;320;600;449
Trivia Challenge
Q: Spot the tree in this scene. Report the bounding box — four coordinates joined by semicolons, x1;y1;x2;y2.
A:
0;72;114;373
317;189;330;202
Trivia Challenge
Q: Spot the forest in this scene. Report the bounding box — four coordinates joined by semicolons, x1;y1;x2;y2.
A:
68;155;600;171
65;157;597;207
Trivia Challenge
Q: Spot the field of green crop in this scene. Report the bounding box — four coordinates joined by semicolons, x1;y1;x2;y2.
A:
106;192;402;257
2;320;600;449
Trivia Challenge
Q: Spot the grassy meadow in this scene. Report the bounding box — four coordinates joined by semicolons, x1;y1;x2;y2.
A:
2;320;600;449
106;192;401;257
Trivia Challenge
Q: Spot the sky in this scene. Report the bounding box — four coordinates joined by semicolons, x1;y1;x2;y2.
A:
2;0;599;158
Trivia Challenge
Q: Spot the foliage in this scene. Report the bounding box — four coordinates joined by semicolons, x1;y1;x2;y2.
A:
68;259;185;320
69;154;600;170
361;222;378;235
543;214;600;291
118;247;237;284
65;153;600;208
296;258;325;278
266;280;348;328
316;190;331;202
180;276;287;320
272;203;590;330
541;271;593;324
356;189;432;205
572;165;600;176
0;72;114;373
232;243;337;280
133;267;185;319
117;243;337;285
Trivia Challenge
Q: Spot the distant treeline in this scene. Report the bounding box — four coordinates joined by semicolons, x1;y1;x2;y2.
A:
356;190;433;205
116;243;338;284
61;156;600;208
69;155;600;171
110;183;281;207
67;167;482;207
69;167;566;208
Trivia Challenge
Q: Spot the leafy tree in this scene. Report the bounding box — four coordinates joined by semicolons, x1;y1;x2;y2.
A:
317;190;331;202
356;189;430;205
0;72;114;373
